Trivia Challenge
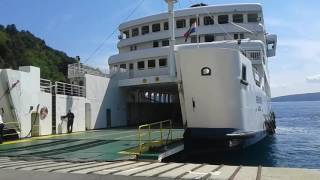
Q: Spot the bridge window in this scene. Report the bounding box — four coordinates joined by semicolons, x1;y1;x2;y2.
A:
234;33;244;40
162;39;169;46
148;59;156;69
152;23;161;32
218;15;229;24
138;61;145;70
176;19;186;28
132;28;139;37
233;14;243;23
153;41;159;48
248;13;258;22
204;16;214;25
129;63;134;70
123;30;129;38
130;45;137;51
112;65;118;73
204;34;215;42
164;22;169;30
159;58;167;67
142;25;149;35
119;64;127;72
189;17;198;26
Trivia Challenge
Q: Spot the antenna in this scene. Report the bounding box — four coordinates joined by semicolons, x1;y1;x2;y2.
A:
164;0;178;77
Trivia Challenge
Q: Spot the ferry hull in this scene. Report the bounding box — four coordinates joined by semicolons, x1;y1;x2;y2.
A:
176;47;272;150
184;128;267;150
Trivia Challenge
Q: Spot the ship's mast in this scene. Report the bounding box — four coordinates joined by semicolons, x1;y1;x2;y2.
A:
165;0;177;77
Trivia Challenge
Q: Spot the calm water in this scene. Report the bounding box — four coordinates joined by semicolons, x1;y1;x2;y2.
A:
167;101;320;169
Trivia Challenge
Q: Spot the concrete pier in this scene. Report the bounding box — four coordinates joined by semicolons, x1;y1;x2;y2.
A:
0;156;319;180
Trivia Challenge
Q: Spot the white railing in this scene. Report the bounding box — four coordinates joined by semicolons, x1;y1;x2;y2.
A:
40;78;52;93
55;81;85;97
245;50;262;61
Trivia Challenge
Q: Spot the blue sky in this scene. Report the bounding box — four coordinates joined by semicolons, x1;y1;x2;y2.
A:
0;0;320;97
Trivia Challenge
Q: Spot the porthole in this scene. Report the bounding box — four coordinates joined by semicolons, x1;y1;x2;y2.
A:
201;67;211;76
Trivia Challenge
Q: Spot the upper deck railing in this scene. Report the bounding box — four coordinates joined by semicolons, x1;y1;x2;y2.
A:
55;81;85;97
68;63;107;78
244;49;265;64
40;78;52;93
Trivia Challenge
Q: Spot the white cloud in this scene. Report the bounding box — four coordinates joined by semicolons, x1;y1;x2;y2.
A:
278;39;320;62
270;83;287;89
306;74;320;83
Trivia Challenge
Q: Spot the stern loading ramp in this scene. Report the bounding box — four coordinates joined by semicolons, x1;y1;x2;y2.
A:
0;127;184;162
125;84;183;128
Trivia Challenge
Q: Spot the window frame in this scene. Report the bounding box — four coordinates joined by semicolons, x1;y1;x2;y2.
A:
241;64;248;85
153;41;159;48
162;39;169;46
148;59;156;69
131;28;139;37
203;16;214;25
248;13;259;23
152;23;161;32
191;36;197;43
163;22;169;30
141;25;149;35
189;17;197;26
123;30;130;38
232;14;244;23
137;61;145;70
159;58;168;68
176;19;186;28
204;34;215;42
218;15;229;24
129;63;134;70
119;64;127;72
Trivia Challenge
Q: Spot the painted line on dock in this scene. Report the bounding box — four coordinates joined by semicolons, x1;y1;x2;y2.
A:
108;162;153;175
152;163;186;177
175;164;205;179
256;165;262;180
0;131;85;145
229;165;242;180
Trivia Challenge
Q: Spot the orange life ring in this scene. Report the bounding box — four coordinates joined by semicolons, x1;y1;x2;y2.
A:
40;107;48;120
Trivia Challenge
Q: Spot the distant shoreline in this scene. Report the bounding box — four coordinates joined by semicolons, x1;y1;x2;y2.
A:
272;92;320;102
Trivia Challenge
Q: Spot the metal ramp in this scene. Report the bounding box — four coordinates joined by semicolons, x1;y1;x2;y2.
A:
0;128;184;162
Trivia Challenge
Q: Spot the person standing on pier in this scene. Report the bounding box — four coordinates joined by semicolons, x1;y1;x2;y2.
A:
63;110;75;133
0;108;4;144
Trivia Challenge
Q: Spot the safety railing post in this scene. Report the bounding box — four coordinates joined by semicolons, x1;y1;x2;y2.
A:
170;120;173;141
160;122;163;145
139;127;142;153
148;125;151;151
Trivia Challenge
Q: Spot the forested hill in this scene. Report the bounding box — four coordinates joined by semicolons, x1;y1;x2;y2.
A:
272;92;320;102
0;24;76;82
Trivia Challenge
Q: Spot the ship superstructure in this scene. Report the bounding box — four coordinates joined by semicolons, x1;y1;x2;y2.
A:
108;2;277;148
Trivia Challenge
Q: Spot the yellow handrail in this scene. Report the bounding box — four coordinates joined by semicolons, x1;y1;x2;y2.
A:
138;120;173;154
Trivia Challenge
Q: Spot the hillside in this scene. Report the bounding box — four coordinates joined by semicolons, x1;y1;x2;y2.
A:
0;24;76;82
272;92;320;102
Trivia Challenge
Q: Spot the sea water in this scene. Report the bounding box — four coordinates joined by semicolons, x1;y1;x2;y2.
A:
167;101;320;169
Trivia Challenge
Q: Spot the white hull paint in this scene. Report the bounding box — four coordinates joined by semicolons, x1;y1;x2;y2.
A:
176;44;272;149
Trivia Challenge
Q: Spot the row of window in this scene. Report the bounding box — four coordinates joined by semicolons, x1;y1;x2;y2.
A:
129;33;245;51
112;58;168;73
122;13;259;38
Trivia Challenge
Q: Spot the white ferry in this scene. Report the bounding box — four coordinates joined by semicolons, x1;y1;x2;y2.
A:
0;1;277;150
108;1;277;149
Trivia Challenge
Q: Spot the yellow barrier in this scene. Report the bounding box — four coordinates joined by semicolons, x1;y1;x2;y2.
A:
138;120;173;154
2;122;21;137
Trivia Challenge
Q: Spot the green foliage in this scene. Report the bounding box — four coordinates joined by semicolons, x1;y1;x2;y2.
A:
0;24;76;82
